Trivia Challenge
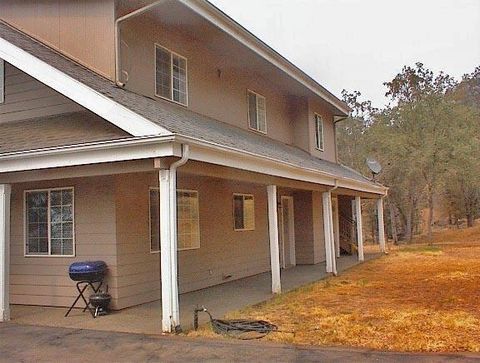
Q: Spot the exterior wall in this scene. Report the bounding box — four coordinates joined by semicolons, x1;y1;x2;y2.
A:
308;97;337;162
0;0;116;80
121;17;295;145
113;171;271;309
9;176;119;308
0;63;82;123
293;190;326;265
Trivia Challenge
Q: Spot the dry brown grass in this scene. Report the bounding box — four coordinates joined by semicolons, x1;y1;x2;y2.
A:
188;225;480;352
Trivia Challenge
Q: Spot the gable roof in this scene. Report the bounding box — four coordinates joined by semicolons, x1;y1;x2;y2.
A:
0;21;384;194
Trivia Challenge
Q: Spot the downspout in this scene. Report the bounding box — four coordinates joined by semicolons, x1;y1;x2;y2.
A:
115;0;167;87
169;144;190;331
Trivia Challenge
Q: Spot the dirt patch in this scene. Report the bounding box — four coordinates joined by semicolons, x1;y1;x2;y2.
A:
188;226;480;352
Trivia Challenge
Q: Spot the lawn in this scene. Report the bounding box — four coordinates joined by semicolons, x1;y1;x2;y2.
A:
189;225;480;352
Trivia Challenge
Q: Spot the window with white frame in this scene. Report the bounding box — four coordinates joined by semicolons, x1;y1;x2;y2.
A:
155;44;188;106
314;113;324;151
233;194;255;231
25;188;74;256
149;189;200;252
247;90;267;133
0;59;4;104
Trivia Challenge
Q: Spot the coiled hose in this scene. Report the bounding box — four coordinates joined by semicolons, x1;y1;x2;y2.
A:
194;306;279;340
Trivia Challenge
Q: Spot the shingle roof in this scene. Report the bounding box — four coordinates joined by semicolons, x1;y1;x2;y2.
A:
0;111;129;154
0;21;374;186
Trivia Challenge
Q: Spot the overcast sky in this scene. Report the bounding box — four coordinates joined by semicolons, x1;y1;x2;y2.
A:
209;0;480;108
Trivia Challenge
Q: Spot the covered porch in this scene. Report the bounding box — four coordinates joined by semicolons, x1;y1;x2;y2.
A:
10;252;380;334
0;152;387;333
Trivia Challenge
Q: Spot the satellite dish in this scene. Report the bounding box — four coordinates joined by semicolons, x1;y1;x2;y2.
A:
366;158;382;181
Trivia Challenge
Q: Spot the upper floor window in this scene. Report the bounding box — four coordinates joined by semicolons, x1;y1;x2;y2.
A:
155;44;188;106
0;59;4;104
314;113;324;151
247;90;267;133
25;187;75;256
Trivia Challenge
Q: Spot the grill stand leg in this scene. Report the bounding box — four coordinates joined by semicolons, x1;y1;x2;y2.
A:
65;280;103;318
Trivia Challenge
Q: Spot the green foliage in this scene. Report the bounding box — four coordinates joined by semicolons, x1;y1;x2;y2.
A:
337;63;480;239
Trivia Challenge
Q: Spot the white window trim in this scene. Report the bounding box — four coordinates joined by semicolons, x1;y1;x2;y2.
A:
247;89;267;134
314;113;325;151
23;187;75;258
149;187;200;253
154;43;189;107
233;193;256;231
0;59;4;104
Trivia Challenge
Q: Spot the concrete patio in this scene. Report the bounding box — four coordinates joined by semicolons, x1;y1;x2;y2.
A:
10;253;381;335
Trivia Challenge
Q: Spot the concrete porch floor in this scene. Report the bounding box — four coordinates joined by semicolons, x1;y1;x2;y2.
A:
10;253;381;335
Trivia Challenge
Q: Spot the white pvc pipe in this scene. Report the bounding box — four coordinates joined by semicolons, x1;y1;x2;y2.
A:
115;0;167;87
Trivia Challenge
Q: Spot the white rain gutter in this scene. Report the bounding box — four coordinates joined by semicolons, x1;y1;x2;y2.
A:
168;144;190;329
115;0;167;87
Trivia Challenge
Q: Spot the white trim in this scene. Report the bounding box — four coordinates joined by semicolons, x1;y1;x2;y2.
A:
154;43;189;107
0;35;169;137
0;58;4;104
247;89;267;134
377;197;386;253
0;132;387;195
23;187;75;257
0;184;11;321
177;0;350;116
314;113;325;151
0;136;177;174
267;185;281;294
180;136;388;195
233;193;255;231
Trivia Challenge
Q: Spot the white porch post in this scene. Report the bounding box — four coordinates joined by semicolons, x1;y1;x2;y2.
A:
322;192;333;273
377;197;386;253
159;169;178;333
327;194;337;274
355;196;364;261
0;184;11;322
267;185;281;294
322;192;337;274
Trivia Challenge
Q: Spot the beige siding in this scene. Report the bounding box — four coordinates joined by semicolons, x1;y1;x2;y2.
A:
113;172;271;309
293;190;326;265
9;176;119;308
0;63;82;123
121;17;294;145
308;97;337;162
0;0;115;80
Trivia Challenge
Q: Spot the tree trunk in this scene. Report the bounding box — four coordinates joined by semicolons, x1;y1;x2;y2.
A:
467;214;474;228
388;202;399;244
427;191;434;241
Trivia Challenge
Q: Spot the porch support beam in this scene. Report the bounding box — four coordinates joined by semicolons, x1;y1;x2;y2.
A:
377;197;386;253
267;185;281;294
322;191;337;274
0;184;11;322
159;169;180;333
355;196;364;261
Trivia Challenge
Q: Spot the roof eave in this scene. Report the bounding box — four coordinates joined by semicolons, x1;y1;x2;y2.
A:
180;0;351;116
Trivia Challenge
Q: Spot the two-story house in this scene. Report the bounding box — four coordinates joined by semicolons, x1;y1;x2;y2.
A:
0;0;387;333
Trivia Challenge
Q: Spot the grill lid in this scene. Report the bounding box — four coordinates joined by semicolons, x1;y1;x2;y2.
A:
69;261;107;274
